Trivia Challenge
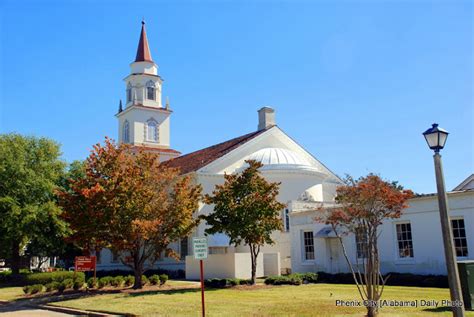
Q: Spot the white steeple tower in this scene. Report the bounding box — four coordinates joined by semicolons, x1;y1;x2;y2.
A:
116;21;180;162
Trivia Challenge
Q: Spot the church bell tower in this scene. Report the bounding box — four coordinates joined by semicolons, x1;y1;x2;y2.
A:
116;21;180;162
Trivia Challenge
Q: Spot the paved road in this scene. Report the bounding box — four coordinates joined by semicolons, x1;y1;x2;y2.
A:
0;308;77;316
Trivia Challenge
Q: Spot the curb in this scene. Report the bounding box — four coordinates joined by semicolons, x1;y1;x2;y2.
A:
37;304;125;316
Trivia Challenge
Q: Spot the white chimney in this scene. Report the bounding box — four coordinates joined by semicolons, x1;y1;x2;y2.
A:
258;107;275;131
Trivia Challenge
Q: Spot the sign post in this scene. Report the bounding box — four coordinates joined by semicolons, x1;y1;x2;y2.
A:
74;256;97;284
193;237;208;317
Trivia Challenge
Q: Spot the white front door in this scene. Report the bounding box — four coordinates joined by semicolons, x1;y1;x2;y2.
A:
328;238;342;273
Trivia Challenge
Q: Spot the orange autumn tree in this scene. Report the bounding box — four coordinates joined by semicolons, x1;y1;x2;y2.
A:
316;174;413;317
58;138;202;289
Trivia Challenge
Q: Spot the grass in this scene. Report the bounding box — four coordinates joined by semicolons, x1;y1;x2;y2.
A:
49;283;474;316
0;287;24;302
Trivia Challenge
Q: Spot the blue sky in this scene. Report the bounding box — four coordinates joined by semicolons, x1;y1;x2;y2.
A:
0;0;472;194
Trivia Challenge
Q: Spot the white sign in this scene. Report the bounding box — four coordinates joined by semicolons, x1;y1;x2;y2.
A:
193;237;208;260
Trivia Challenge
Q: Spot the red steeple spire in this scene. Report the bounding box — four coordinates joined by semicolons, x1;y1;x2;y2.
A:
135;21;153;62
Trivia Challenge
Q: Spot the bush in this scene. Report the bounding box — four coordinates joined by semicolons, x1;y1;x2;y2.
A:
149;274;160;285
22;285;31;294
73;273;85;285
58;278;74;292
45;281;60;292
98;276;112;289
227;278;240;286
24;271;84;285
159;274;168;286
204;278;227;288
73;280;84;290
204;278;248;288
290;273;318;284
29;284;44;294
111;276;124;287
239;279;252;285
264;275;302;286
141;275;148;286
87;277;97;289
124;275;134;287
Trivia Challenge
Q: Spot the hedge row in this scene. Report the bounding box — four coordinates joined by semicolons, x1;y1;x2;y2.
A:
1;269;181;287
316;272;448;288
204;278;252;288
23;277;83;294
265;273;318;286
1;271;85;287
22;273;169;295
91;274;168;289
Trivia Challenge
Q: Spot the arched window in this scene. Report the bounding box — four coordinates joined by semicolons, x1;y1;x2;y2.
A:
146;119;158;142
123;121;130;143
126;83;132;102
146;81;156;100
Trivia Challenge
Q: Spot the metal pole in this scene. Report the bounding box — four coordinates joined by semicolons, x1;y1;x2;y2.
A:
200;259;205;317
433;153;465;316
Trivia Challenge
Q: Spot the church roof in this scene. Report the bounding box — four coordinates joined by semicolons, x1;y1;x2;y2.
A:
453;174;474;191
162;128;269;174
135;21;153;62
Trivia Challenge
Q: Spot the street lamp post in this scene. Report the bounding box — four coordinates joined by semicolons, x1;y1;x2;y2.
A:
423;123;465;317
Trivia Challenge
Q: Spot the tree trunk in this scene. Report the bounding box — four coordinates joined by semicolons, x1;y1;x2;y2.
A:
10;241;21;275
249;245;257;285
367;305;377;317
133;267;143;289
132;251;144;289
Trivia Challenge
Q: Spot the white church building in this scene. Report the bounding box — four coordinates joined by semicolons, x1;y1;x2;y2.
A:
97;22;341;278
97;22;473;279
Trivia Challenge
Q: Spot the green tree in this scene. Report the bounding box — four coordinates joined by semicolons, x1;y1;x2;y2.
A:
26;161;85;270
204;160;285;285
0;134;68;274
59;138;202;288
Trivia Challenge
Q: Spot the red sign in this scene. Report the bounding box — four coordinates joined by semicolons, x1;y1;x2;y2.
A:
75;256;96;272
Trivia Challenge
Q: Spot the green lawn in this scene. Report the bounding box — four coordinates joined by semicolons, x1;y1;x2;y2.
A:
0;287;24;302
49;283;474;317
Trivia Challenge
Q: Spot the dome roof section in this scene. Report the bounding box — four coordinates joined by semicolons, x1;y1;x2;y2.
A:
244;147;324;175
247;148;310;166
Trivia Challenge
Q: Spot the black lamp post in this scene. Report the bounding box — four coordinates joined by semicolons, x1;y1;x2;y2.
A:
423;123;465;316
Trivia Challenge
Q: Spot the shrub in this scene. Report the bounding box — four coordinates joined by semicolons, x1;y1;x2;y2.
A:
30;284;44;294
204;278;247;288
87;277;97;289
124;275;134;287
23;285;31;294
204;278;227;288
159;274;168;286
59;278;74;291
73;273;85;285
24;271;84;285
264;275;302;286
149;274;160;285
111;276;124;287
239;279;252;285
98;276;112;289
290;273;318;284
227;278;240;286
141;275;149;286
45;281;60;292
73;280;84;290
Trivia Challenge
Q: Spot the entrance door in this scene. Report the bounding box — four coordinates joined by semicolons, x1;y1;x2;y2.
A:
328;238;342;273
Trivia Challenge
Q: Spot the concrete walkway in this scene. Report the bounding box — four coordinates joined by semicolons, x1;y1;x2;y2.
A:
0;308;75;316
